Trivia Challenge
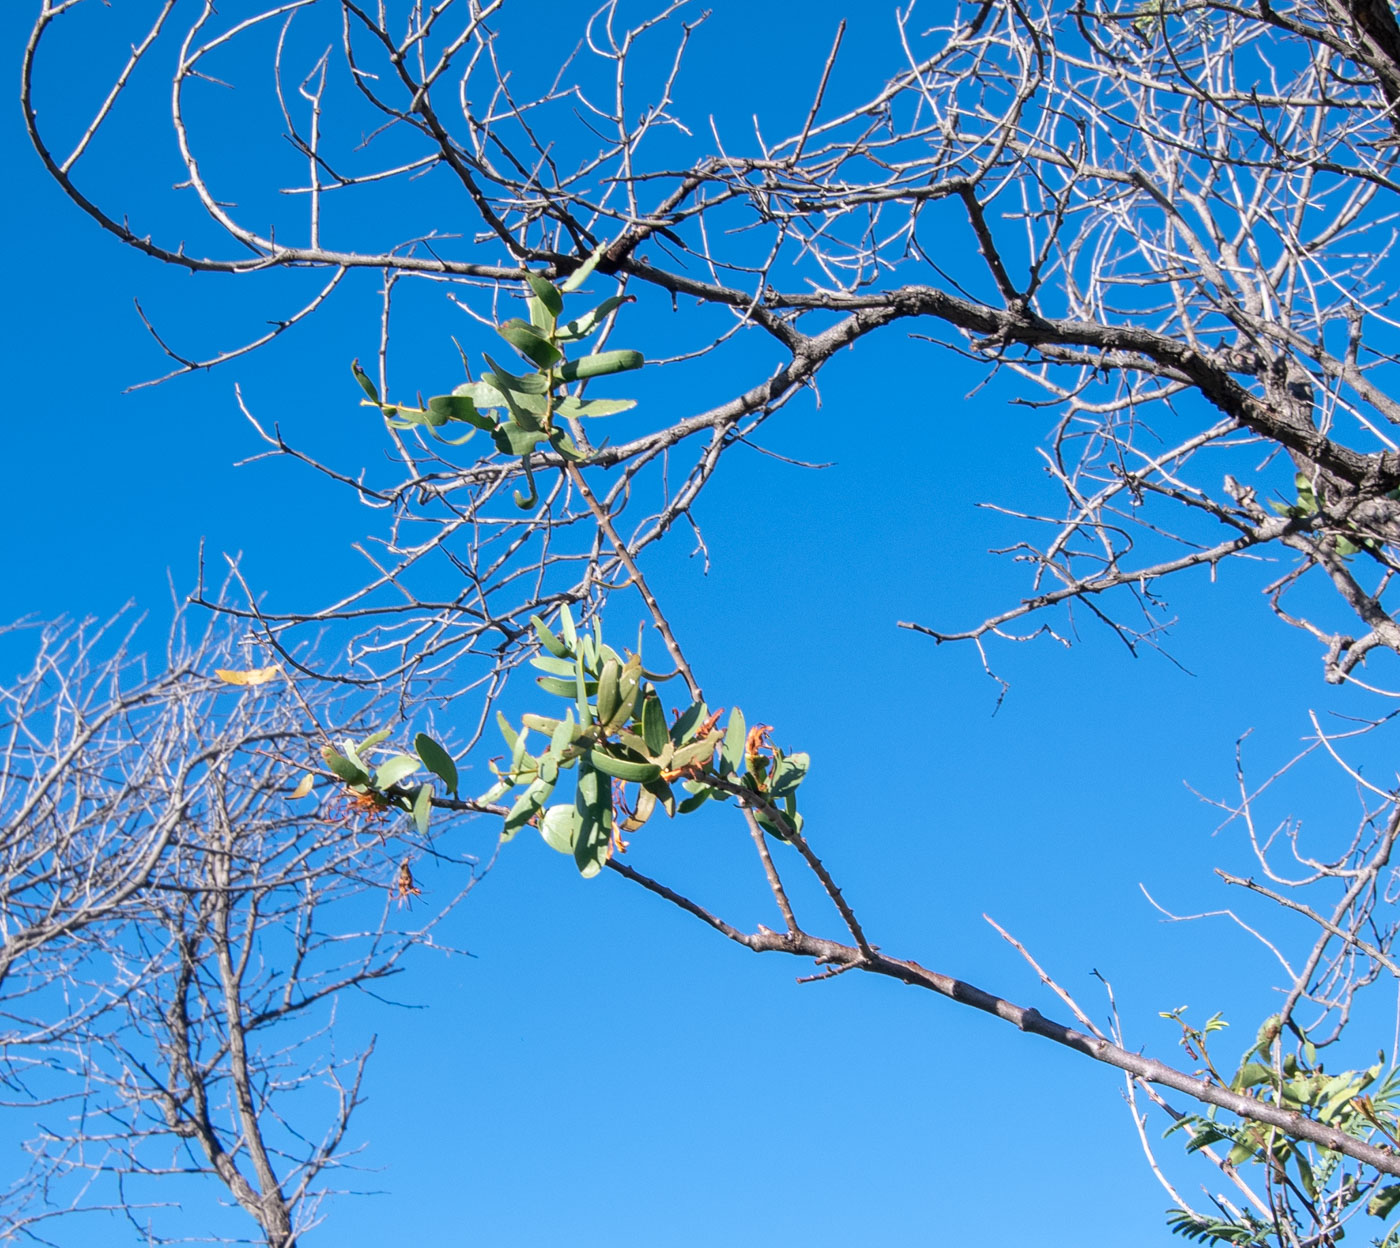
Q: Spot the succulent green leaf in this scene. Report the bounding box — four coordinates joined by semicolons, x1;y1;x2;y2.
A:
767;752;810;800
549;428;587;461
670;701;708;746
554;396;637;419
573;762;612;878
671;734;719;771
492;421;546;457
559;605;578;649
414;733;459;797
526;271;564;319
596;659;621;726
356;728;393;753
537;674;598;699
550;714;577;758
498;319;563;369
559;243;606;294
641;774;676;817
322;746;370;786
482;354;551;396
619;783;657;832
411;782;433;836
718;708;746;777
374;753;422;791
514;457;539;510
521;712;564;735
556;295;632;342
532;615;570;658
351;359;380;403
558;349;645;384
605;667;642;734
504;774;555;837
588;747;662;784
497;711;520;751
531;654;580;678
575;650;591;724
454;380;507;412
428;393;496;430
641;693;668;756
677;787;713;815
539;803;582;855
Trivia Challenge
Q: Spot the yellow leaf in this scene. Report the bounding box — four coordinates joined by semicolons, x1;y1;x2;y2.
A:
215;665;282;686
289;773;315;800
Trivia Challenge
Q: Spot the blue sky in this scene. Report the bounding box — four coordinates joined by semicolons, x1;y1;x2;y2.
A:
5;2;1391;1244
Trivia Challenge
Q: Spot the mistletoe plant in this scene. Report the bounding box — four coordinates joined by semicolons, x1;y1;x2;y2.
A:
351;243;643;508
319;726;460;837
480;607;809;877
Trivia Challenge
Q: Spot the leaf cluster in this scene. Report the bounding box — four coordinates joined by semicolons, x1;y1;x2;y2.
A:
320;726;459;836
480;606;810;876
351;244;643;507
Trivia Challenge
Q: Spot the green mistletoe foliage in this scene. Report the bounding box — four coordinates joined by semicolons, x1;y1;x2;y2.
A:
480;606;810;877
351;243;643;508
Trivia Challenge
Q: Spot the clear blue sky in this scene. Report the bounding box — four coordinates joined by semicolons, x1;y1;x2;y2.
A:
4;2;1383;1244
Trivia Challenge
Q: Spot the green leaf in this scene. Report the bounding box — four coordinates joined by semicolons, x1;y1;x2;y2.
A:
641;693;668;756
521;712;565;736
558;349;644;384
356;728;393;753
767;752;809;800
556;295;632;342
351;359;380;403
496;710;520;751
549;713;577;759
574;761;612;877
620;783;657;832
554;395;637;419
374;753;422;791
322;745;370;786
428;393;496;430
498;319;563;369
537;674;598;699
539;803;582;855
559;243;606;294
671;734;719;771
526;271;564;319
504;774;555;837
605;664;643;734
482;353;551;397
575;650;592;724
532;615;570;658
559;605;578;649
670;701;708;745
549;428;588;461
718;708;746;777
677;787;713;815
531;654;579;678
414;733;459;797
453;380;507;411
596;659;621;726
588;747;662;784
641;774;676;818
492;421;546;457
411;782;433;836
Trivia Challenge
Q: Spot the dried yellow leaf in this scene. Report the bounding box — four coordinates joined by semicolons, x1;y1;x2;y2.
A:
289;773;315;800
215;665;282;686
